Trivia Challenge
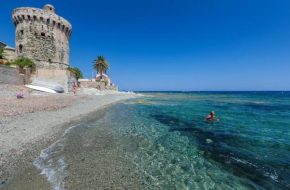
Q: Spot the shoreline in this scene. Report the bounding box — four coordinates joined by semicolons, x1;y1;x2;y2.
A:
0;93;138;189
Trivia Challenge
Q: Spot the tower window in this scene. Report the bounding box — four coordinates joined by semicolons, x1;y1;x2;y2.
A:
19;44;23;53
20;30;24;35
48;59;52;63
17;16;22;23
41;32;46;37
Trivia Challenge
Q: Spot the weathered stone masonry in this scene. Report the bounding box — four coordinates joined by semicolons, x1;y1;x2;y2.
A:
0;65;24;85
12;4;72;70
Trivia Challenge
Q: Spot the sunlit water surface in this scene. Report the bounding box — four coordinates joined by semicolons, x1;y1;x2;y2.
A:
35;92;290;190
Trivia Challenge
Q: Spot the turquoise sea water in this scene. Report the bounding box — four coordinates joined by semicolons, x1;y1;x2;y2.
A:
35;92;290;189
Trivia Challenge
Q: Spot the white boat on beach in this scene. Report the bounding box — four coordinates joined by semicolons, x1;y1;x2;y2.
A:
31;79;64;93
25;85;57;93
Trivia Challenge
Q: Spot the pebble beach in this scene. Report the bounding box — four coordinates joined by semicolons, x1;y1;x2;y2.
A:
2;87;289;190
0;85;138;189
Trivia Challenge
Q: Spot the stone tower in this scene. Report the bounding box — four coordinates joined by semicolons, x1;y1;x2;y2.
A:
12;4;72;69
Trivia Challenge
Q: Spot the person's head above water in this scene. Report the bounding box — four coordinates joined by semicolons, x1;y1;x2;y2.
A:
210;111;215;116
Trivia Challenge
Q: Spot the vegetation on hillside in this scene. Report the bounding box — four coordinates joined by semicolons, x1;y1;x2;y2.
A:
93;55;110;79
67;67;83;79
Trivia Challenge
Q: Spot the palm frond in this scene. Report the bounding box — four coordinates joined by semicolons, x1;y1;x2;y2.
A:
92;55;110;75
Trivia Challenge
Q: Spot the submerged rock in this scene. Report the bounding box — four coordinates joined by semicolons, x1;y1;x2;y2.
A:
206;139;213;144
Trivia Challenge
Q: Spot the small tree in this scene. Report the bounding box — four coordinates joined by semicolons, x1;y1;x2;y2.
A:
92;55;109;79
67;67;83;79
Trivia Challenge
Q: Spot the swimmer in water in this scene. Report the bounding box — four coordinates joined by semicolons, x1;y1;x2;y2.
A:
205;111;217;121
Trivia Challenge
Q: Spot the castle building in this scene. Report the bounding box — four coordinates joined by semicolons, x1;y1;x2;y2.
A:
12;4;72;69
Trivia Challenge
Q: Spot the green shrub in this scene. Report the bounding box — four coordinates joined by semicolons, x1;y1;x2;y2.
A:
67;67;83;79
95;79;101;82
10;57;36;69
1;61;10;66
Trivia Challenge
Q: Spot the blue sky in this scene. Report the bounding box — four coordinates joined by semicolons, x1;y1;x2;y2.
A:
1;0;290;91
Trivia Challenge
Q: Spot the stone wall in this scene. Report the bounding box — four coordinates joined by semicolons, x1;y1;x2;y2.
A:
78;80;106;90
4;48;17;62
12;5;72;69
36;69;76;77
0;65;24;85
31;69;77;93
106;86;118;91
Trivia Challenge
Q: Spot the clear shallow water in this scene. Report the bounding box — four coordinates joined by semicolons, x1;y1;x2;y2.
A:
35;92;290;189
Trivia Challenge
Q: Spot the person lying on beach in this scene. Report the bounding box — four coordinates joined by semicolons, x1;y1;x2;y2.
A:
205;111;217;121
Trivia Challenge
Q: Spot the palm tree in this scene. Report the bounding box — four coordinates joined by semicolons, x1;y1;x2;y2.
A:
93;55;109;79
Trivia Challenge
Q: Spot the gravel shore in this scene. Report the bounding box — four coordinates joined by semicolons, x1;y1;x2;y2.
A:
0;85;138;189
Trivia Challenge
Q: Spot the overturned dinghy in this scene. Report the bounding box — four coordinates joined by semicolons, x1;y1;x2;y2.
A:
25;85;57;94
26;79;64;93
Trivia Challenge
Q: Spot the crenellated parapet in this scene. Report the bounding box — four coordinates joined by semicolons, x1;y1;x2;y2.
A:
12;5;72;37
12;4;72;70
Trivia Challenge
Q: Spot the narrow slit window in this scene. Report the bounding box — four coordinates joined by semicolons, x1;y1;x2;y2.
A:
41;32;46;37
20;30;24;35
19;44;23;53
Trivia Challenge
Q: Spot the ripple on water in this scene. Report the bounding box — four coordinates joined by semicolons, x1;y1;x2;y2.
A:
34;92;290;189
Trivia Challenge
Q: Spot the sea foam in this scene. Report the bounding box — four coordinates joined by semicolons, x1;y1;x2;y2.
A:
34;124;80;190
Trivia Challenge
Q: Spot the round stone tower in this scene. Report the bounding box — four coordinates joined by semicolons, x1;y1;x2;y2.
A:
12;4;72;69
